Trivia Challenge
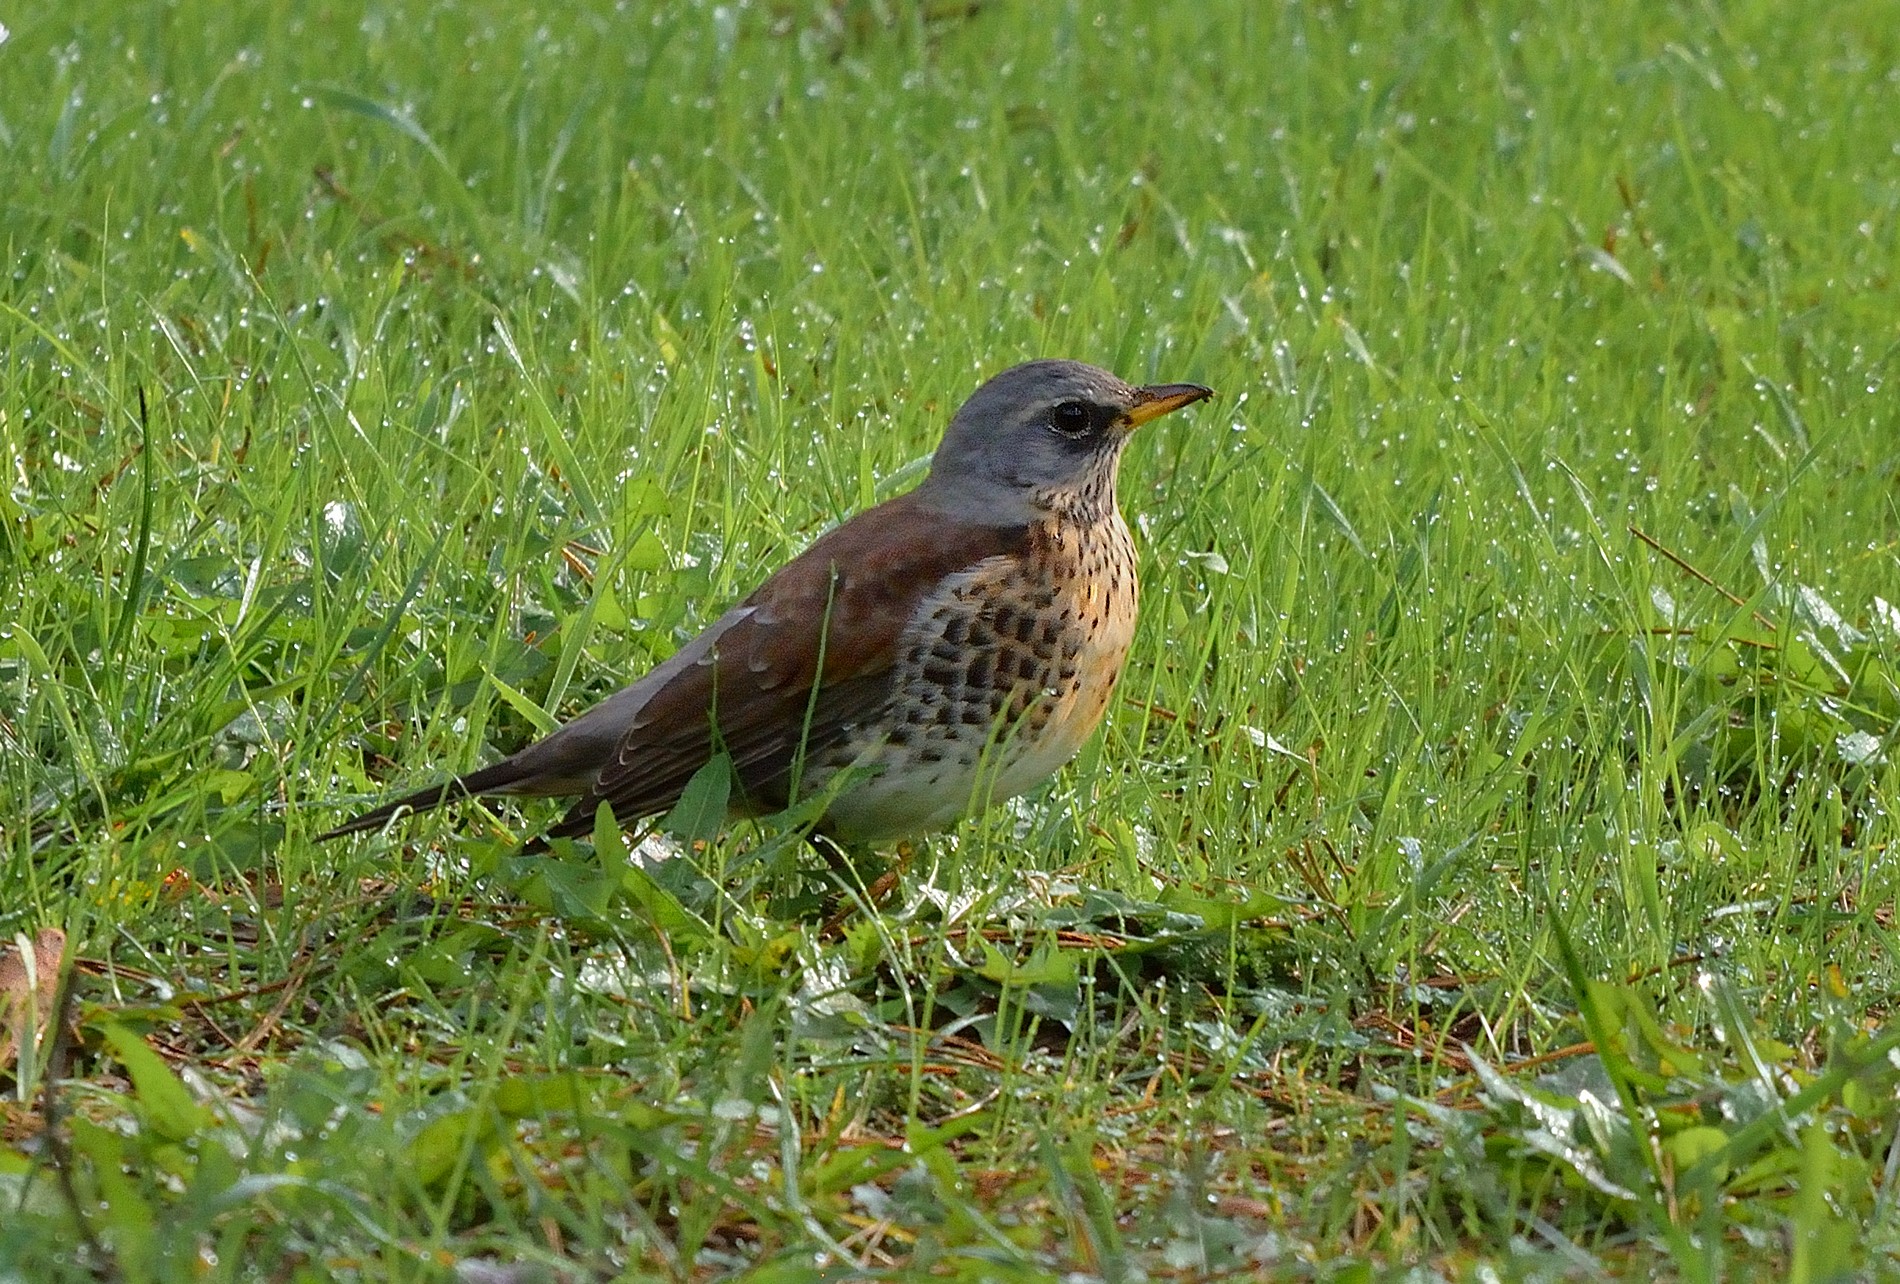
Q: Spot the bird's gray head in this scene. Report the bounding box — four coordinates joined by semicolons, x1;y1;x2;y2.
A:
918;359;1212;523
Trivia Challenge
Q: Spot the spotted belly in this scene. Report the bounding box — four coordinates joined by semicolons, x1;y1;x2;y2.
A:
815;515;1138;842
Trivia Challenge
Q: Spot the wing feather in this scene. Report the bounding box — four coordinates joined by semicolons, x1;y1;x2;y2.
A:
543;491;1026;839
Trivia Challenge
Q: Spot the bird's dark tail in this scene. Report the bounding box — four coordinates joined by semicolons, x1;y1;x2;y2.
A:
315;758;533;841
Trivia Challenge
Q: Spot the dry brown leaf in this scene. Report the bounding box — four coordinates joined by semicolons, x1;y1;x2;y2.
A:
0;927;67;1076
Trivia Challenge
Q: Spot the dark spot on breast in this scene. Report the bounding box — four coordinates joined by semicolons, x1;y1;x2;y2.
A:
943;614;971;646
923;661;961;688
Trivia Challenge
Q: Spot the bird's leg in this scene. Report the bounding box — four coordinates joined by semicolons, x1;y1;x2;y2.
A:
803;827;856;873
806;828;896;890
812;832;915;933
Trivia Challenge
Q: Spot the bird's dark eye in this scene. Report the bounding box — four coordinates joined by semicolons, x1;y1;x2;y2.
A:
1048;400;1092;438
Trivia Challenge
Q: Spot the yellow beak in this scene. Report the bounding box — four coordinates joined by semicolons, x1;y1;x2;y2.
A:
1122;382;1214;428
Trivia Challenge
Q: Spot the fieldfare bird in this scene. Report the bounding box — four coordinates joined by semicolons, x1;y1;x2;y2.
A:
320;359;1212;846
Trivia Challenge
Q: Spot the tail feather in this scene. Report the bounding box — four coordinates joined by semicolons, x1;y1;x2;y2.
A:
315;758;535;841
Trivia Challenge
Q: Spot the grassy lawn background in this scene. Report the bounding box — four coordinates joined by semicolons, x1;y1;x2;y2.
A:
4;0;1899;1277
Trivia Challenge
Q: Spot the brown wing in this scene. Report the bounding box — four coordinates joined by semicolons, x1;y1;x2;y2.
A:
542;490;1028;839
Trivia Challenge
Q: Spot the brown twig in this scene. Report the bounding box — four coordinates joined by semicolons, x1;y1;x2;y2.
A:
231;947;322;1055
1495;1040;1597;1076
1627;525;1776;632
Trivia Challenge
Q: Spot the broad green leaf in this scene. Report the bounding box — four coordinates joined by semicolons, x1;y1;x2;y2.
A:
977;938;1080;988
1663;1125;1731;1183
409;1107;485;1189
660;755;731;844
622;529;669;573
494;1074;593;1118
99;1023;210;1142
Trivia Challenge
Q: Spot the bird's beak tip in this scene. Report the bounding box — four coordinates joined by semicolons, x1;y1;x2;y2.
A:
1123;382;1215;428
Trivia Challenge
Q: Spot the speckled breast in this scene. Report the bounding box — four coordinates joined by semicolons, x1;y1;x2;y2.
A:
816;511;1139;841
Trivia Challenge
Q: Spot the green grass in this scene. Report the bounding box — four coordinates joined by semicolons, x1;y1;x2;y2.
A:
4;0;1900;1277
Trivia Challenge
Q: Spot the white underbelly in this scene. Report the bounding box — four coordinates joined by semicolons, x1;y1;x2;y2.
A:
817;690;1104;843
